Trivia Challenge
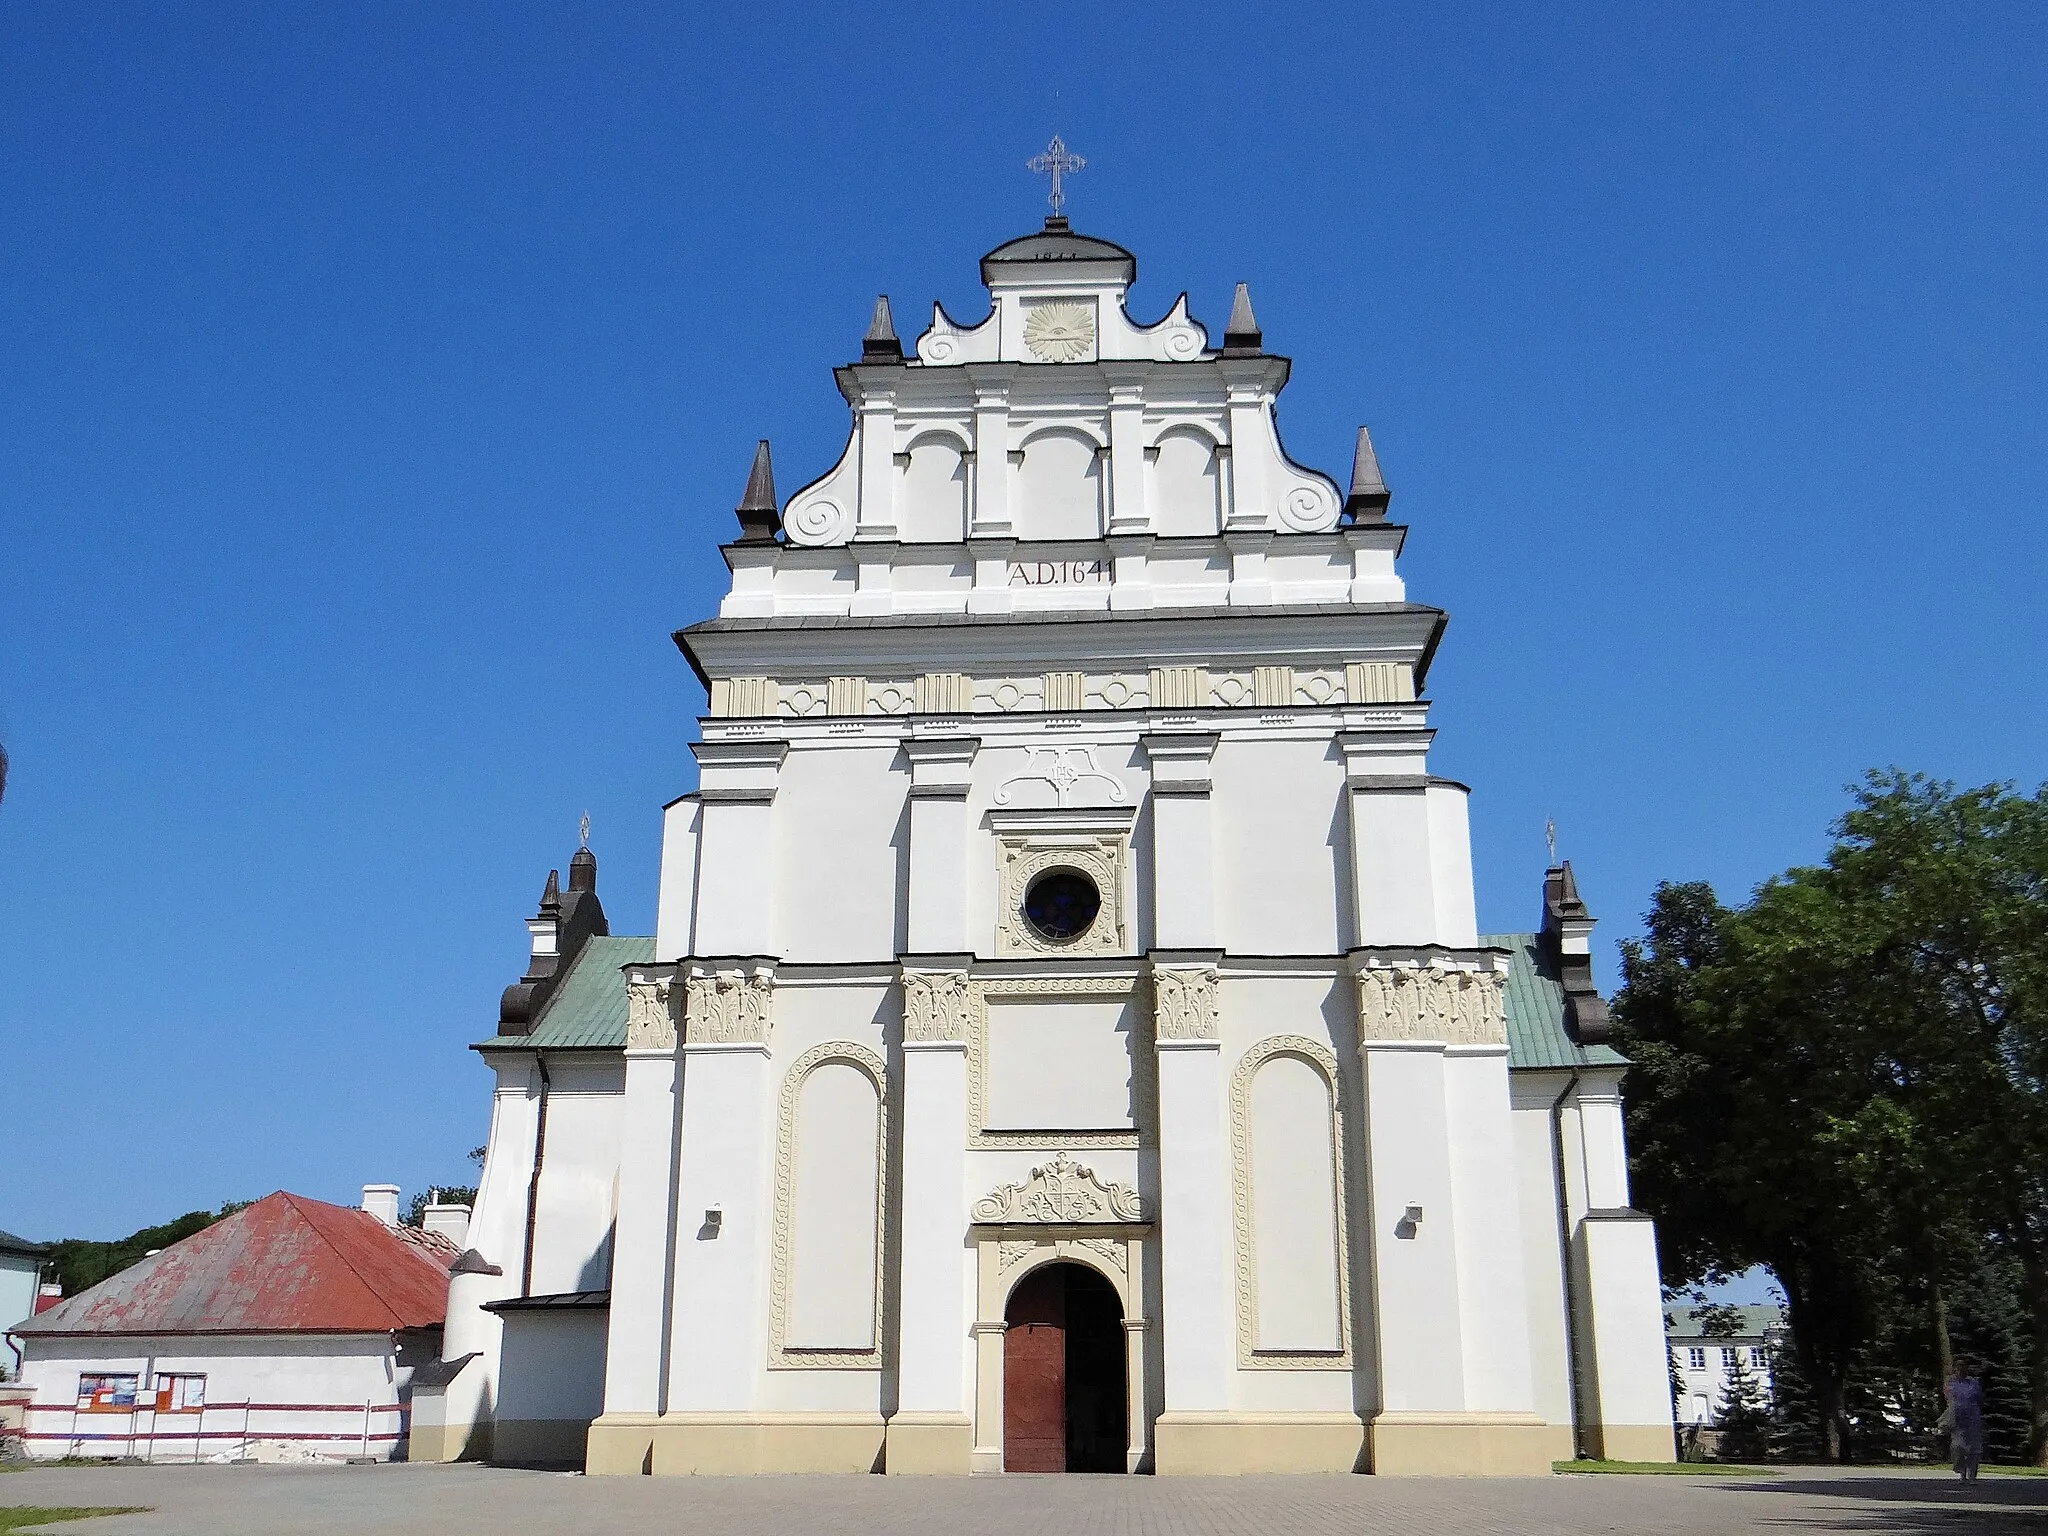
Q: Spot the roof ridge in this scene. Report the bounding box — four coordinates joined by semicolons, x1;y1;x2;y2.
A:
280;1192;408;1331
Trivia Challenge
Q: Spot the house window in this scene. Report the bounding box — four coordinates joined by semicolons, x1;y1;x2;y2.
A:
1750;1347;1768;1369
1721;1347;1737;1367
77;1373;140;1411
154;1373;205;1412
1687;1347;1706;1369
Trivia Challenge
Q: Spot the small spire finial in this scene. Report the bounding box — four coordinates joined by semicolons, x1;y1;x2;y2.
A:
1344;426;1391;521
735;439;780;544
1026;136;1086;220
1546;817;1558;868
579;811;590;849
862;295;903;363
1221;282;1262;356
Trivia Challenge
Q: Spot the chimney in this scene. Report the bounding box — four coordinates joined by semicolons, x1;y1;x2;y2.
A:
361;1184;401;1227
422;1203;472;1246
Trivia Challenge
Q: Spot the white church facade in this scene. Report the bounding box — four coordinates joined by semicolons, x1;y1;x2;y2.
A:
413;218;1676;1477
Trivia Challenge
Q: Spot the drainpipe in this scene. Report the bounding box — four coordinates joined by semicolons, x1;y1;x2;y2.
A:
1549;1068;1590;1459
521;1051;552;1299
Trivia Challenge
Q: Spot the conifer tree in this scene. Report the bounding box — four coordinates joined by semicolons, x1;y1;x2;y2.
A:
1768;1337;1823;1461
1716;1347;1773;1462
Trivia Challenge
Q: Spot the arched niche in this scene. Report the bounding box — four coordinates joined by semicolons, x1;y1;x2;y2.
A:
1230;1036;1351;1365
770;1042;887;1366
897;431;969;542
1147;425;1222;536
1014;426;1104;541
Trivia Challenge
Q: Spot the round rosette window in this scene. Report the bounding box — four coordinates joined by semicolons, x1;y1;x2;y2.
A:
1022;868;1101;944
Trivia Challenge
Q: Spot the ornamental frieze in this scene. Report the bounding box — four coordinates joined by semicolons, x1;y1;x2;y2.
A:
624;977;677;1051
684;967;775;1046
1354;964;1507;1047
1151;965;1220;1042
902;969;970;1044
972;1150;1143;1225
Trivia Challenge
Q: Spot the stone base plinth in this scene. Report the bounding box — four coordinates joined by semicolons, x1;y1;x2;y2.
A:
1583;1423;1677;1463
1153;1411;1366;1475
644;1412;887;1475
883;1413;974;1474
1368;1412;1565;1476
585;1413;660;1475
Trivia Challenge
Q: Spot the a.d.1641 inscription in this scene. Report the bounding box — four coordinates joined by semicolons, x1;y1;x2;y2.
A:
1008;559;1110;587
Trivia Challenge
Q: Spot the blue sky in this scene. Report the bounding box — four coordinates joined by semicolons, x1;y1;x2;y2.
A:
4;3;2044;1244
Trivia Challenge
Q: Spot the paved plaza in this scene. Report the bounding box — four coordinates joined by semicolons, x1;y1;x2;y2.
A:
4;1462;2046;1536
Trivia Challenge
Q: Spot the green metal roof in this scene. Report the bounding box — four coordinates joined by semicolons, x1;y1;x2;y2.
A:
1481;932;1629;1072
477;935;652;1051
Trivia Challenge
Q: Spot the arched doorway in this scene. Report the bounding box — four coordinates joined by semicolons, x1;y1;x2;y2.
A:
1003;1261;1128;1472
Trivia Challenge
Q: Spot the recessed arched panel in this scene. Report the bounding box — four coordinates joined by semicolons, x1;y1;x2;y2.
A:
1231;1036;1351;1366
897;437;968;542
1148;427;1221;536
1016;428;1104;541
772;1045;886;1364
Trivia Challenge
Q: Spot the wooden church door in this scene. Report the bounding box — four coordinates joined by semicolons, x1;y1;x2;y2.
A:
1003;1264;1067;1471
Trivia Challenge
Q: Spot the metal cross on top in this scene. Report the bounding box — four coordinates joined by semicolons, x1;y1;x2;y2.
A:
580;811;591;849
1027;136;1086;217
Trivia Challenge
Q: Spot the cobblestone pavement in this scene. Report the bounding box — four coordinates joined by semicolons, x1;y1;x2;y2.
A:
4;1461;2045;1536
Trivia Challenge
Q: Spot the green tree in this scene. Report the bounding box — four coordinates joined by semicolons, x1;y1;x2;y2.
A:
46;1201;251;1297
405;1186;478;1228
1615;772;2048;1463
1716;1347;1773;1462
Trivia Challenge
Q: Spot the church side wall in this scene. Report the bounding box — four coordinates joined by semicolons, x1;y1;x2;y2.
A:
526;1057;627;1296
1510;1071;1582;1443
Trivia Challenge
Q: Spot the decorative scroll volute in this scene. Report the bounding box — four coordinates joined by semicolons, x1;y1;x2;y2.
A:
1354;964;1507;1047
684;966;775;1046
902;969;970;1044
624;978;677;1050
972;1150;1143;1224
1152;966;1220;1042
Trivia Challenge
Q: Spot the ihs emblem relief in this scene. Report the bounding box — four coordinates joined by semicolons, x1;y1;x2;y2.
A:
1023;301;1096;363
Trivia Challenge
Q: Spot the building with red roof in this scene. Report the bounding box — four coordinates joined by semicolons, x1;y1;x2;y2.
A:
7;1188;462;1462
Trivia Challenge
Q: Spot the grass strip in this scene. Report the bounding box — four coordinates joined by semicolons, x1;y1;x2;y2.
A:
0;1510;151;1532
1554;1459;1771;1475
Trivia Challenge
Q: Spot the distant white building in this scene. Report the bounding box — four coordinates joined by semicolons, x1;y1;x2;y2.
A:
417;215;1678;1478
1665;1305;1785;1426
10;1189;461;1461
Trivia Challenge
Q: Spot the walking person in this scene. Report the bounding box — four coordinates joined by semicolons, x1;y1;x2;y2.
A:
1944;1362;1985;1482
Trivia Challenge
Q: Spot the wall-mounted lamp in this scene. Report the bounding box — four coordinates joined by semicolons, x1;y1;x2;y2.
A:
1403;1203;1425;1225
703;1206;723;1234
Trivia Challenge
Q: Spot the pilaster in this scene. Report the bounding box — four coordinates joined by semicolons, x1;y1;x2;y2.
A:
855;380;898;540
664;963;777;1414
904;735;978;955
1103;365;1148;534
886;962;974;1473
1339;729;1438;946
690;738;786;956
1142;732;1218;950
1148;954;1234;1449
966;368;1012;538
